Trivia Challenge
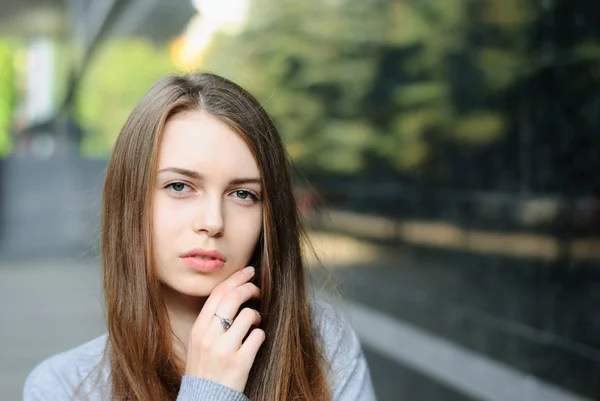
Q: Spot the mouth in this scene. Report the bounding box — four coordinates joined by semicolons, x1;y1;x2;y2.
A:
180;248;227;262
192;256;217;260
180;249;226;272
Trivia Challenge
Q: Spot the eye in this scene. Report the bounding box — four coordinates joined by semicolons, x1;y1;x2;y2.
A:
233;190;259;203
236;190;250;199
171;182;186;192
165;182;191;195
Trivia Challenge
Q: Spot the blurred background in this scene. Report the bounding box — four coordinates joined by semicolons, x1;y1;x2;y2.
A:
0;0;599;400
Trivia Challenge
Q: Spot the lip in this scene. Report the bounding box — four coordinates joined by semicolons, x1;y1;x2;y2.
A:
180;248;226;273
180;248;226;261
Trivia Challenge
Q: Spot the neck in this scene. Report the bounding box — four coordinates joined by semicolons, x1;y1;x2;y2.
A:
161;284;206;364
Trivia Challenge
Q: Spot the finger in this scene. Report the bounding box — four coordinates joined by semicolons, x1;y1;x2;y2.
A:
224;308;262;347
206;282;261;339
237;328;266;368
208;267;256;309
195;266;256;331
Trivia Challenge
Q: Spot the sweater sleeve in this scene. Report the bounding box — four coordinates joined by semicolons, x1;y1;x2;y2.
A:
313;300;378;401
176;376;249;401
178;299;379;401
22;337;111;401
329;335;377;401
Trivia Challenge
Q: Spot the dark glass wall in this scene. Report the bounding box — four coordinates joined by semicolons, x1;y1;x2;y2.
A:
278;1;600;399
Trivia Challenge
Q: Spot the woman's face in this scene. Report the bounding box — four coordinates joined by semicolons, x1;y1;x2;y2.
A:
152;110;263;298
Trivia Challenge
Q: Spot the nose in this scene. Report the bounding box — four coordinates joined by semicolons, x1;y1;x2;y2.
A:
191;194;224;237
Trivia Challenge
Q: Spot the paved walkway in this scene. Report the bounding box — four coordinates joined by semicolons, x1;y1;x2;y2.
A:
1;232;594;401
0;259;104;400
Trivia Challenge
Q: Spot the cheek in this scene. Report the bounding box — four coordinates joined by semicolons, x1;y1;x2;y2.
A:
152;196;184;249
232;211;262;258
153;195;189;229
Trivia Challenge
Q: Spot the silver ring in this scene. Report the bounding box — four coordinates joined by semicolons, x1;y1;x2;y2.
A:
214;313;234;331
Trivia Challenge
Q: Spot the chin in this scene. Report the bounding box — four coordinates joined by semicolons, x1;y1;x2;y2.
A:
166;274;223;298
179;282;219;298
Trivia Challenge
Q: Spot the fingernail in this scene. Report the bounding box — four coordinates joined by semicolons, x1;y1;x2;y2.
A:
243;266;255;274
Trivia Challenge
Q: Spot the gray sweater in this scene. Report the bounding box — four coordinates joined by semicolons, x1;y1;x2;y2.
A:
23;300;377;400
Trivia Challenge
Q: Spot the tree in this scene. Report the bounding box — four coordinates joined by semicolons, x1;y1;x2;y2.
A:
0;39;15;157
74;38;176;157
200;0;387;175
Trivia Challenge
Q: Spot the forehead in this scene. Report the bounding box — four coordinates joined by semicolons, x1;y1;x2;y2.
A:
158;111;259;177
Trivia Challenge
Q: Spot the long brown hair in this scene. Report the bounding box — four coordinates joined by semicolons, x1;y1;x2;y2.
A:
100;72;331;400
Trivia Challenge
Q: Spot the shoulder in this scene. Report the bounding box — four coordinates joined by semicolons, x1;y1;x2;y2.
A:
23;334;110;401
310;298;377;400
310;298;361;362
310;298;359;354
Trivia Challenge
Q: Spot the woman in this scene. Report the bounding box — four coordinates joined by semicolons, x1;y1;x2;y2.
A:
23;72;376;401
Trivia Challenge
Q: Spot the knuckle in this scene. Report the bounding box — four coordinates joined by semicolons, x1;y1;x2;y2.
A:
214;346;229;359
240;307;256;321
219;289;237;304
239;307;252;317
219;283;259;310
242;282;260;297
208;287;224;302
212;272;243;296
227;290;244;305
199;338;212;352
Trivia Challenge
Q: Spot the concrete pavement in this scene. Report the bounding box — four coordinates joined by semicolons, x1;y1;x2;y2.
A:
0;258;104;400
1;232;595;401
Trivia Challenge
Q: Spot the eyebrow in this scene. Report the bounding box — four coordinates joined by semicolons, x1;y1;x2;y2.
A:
157;167;262;186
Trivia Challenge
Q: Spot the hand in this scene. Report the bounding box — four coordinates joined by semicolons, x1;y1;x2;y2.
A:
184;266;265;393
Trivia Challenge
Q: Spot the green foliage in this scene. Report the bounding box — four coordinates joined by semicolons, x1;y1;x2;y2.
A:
0;39;15;157
194;0;537;176
75;0;554;180
75;39;176;157
199;0;387;174
454;112;506;142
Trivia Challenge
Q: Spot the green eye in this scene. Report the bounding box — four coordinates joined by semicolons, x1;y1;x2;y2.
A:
172;182;185;191
236;190;249;199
